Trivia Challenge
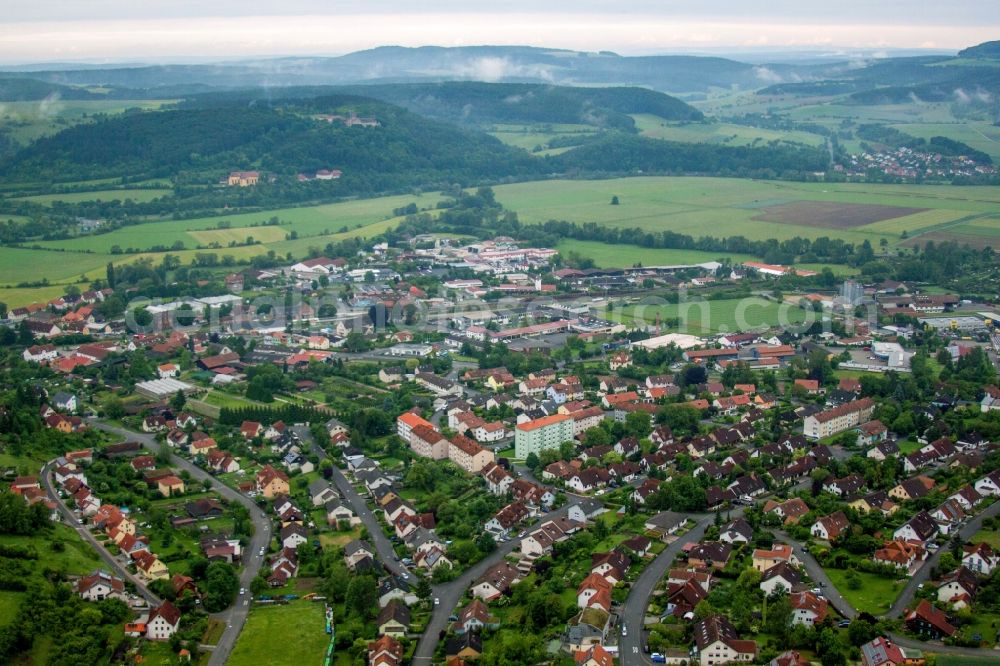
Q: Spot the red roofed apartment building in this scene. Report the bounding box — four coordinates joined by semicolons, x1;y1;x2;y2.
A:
803;398;875;439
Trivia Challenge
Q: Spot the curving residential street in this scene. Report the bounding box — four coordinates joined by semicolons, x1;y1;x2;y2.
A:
618;514;712;666
774;529;856;620
40;459;162;606
293;424;407;577
89;421;272;666
411;499;586;664
886;498;1000;619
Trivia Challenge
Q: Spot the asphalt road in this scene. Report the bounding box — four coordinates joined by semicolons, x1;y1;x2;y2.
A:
617;507;750;666
293;425;406;578
411;499;586;664
775;530;856;620
40;459;161;607
887;498;1000;618
91;422;272;666
778;500;1000;659
618;514;712;666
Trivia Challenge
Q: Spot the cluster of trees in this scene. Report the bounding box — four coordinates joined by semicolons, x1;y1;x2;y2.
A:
0;492;52;535
218;403;328;427
0;579;133;665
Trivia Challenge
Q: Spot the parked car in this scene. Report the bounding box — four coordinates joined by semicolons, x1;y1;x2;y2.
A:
651;654;666;664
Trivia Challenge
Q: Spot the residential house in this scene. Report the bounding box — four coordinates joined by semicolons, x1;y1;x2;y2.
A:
752;544;798;572
811;511;850;541
905;600;956;639
719;518;753;545
377;600;411;638
687;542;733;570
763;498;810;525
936;567;978;610
256;465;290;499
693;614;757;666
77;570;126;602
146;602;181;640
893;511;939;546
963;542;999;575
874;540;926;571
760;562;801;596
471;561;521;601
368;635;404;666
789;591;828;626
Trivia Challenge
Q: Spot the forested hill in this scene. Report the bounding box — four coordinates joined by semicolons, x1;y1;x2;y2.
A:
327;82;703;128
0;96;544;188
0;92;830;196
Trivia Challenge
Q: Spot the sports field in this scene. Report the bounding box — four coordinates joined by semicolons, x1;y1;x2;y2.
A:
556;239;755;267
493;177;1000;247
615;297;815;335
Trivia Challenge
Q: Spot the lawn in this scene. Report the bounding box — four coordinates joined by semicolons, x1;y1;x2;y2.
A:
229;601;329;666
616;296;815;335
971;529;1000;550
824;568;903;615
0;590;24;627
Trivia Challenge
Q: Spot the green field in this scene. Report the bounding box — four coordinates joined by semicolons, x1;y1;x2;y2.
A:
12;189;173;206
492;177;1000;247
33;192;442;255
616;296;815;335
229;601;329;666
0;247;111;286
488;122;597;155
824;568;903;615
633;115;825;147
0;284;72;308
0;191;443;307
557;238;755;267
0;99;177;146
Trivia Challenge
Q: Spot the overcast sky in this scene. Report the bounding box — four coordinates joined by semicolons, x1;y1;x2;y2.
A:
1;1;998;63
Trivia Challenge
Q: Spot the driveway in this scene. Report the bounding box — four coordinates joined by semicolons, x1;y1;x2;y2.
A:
91;422;272;666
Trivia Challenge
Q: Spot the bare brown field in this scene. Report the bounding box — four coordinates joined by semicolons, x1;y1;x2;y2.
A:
752;201;928;228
